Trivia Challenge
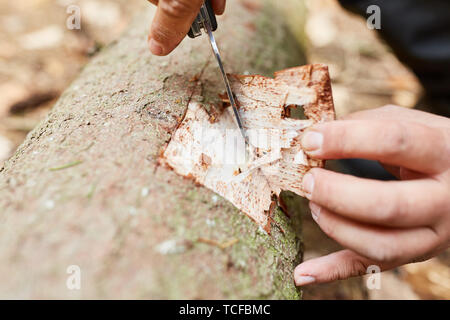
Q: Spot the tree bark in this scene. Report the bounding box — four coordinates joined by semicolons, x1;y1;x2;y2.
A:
0;0;308;299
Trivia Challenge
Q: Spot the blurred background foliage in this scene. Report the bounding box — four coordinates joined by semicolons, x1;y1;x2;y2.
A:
0;0;448;299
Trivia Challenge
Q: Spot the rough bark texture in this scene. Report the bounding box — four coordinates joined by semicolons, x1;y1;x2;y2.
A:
0;0;308;299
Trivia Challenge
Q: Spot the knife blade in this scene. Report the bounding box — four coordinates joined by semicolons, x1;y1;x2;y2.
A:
200;11;246;142
191;3;248;144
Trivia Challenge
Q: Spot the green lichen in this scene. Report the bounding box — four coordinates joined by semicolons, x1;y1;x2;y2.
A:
49;160;83;171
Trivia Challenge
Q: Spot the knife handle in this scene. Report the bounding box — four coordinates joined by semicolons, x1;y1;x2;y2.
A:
188;0;218;38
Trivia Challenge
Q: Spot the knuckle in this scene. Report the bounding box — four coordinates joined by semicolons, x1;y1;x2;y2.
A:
349;258;371;277
151;24;172;43
383;122;408;156
329;268;346;282
160;0;199;18
378;194;403;223
331;253;369;281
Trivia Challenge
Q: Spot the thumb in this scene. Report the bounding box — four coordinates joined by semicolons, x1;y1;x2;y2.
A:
148;0;204;56
294;250;395;286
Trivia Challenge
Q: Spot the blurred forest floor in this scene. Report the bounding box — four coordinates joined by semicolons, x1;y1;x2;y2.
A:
0;0;448;299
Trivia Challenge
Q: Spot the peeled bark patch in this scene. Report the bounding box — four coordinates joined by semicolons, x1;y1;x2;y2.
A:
161;64;335;232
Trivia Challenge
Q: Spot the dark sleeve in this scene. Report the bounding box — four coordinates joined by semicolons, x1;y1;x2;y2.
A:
338;0;450;98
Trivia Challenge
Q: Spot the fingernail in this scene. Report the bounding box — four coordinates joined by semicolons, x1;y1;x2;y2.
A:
309;202;321;222
149;38;164;55
302;173;314;199
301;131;323;152
295;275;316;287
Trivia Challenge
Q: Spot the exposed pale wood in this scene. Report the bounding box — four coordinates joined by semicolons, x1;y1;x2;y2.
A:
161;65;334;232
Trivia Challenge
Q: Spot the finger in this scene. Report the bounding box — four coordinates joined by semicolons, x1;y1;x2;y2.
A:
300;119;448;173
342;105;450;128
294;249;395;286
212;0;226;15
307;202;440;263
302;168;445;227
149;0;204;56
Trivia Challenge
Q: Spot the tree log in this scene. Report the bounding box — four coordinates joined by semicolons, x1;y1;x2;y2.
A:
0;0;309;299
